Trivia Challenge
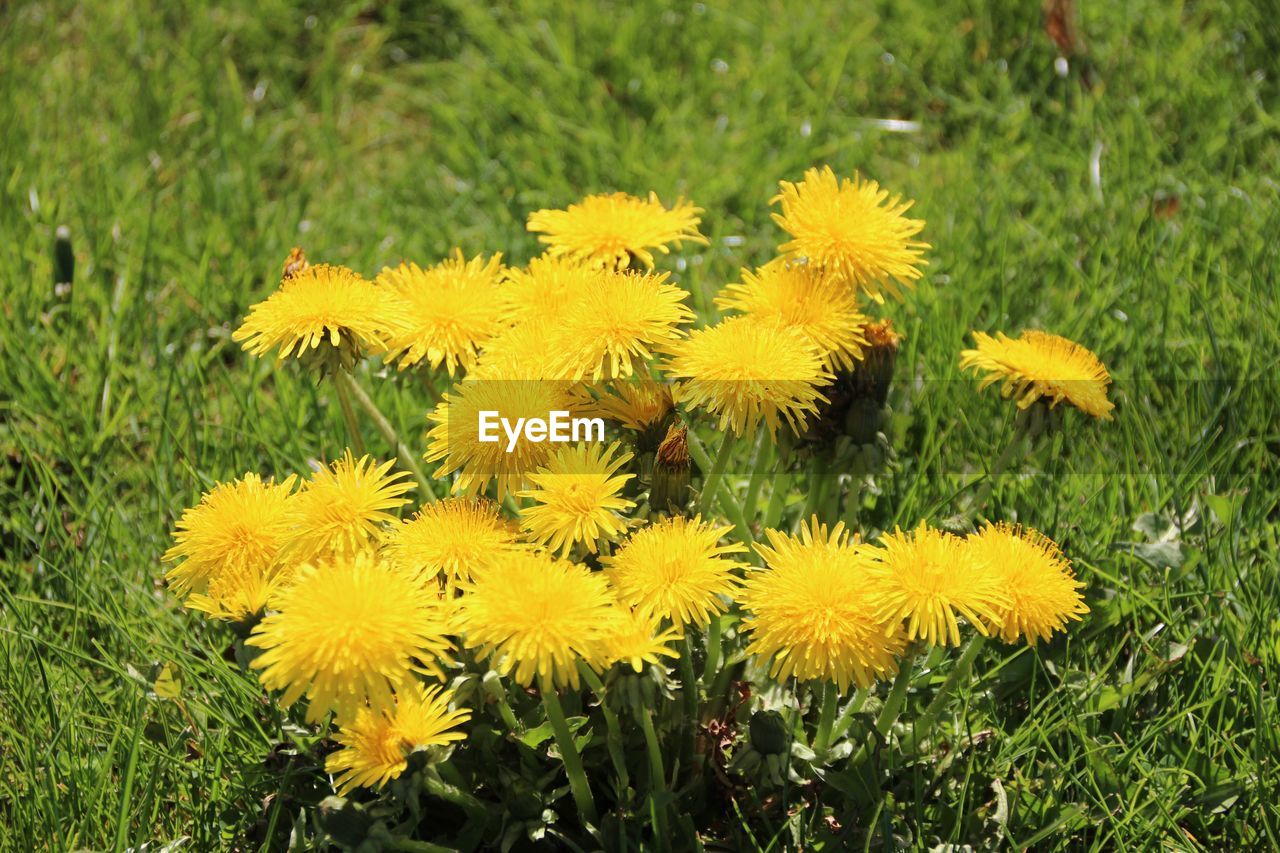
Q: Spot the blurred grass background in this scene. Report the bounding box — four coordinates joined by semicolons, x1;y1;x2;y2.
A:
2;0;1278;848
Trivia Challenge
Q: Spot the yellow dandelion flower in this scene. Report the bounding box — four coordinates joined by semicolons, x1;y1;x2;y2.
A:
596;606;681;673
664;316;831;437
959;330;1115;419
249;552;454;722
738;518;904;692
551;269;693;381
966;523;1088;645
470;322;575;381
527;191;708;270
499;255;598;326
771;166;929;301
867;523;1010;647
379;250;507;376
186;563;291;623
232;264;399;362
457;550;615;689
325;682;470;795
384;497;523;588
716;259;869;372
292;451;413;561
603;515;746;630
578;378;677;433
424;380;583;499
518;441;635;556
163;473;299;597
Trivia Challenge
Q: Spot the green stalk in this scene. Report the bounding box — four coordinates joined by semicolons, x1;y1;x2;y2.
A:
840;474;862;534
905;635;986;752
678;635;700;776
635;702;669;841
539;675;598;826
686;429;754;544
695;430;737;516
335;369;436;501
636;701;667;789
703;616;723;685
421;773;490;823
578;664;630;792
742;433;772;521
968;411;1034;513
812;681;839;757
332;371;366;455
761;468;793;532
800;454;829;524
851;649;916;766
828;685;869;743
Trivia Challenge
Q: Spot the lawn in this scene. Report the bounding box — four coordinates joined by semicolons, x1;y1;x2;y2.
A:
2;0;1278;849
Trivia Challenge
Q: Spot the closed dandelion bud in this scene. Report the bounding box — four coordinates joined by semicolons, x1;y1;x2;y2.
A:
843;396;885;447
748;709;790;755
650;423;692;514
851;319;901;407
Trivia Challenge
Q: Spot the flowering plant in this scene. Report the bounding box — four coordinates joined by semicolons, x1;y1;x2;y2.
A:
164;173;1108;849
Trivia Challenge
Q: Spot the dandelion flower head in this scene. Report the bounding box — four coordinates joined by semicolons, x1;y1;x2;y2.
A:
527;191;708;270
959;330;1115;419
738;518;904;692
867;522;1010;647
604;515;746;630
518;441;636;556
664;316;831;437
325;682;470;794
771;166;928;302
233;264;398;362
966;523;1088;645
457;550;615;689
379;250;506;376
249;552;454;723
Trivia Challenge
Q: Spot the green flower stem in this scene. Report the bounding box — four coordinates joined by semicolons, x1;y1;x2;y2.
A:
812;681;839;756
840;474;862;533
762;468;793;532
686;429;754;545
421;773;490;824
335;369;436;501
851;649;916;766
828;685;870;743
539;675;598;826
578;664;630;792
678;635;700;776
332;371;366;456
493;690;521;733
906;634;986;752
876;654;915;739
800;454;829;524
968;411;1034;513
636;702;669;842
695;430;736;515
703;616;722;685
636;700;667;789
742;433;773;521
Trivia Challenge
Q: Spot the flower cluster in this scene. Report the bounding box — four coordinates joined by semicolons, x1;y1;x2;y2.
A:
164;173;1110;835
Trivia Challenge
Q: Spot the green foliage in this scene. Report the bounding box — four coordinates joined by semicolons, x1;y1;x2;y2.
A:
2;0;1277;849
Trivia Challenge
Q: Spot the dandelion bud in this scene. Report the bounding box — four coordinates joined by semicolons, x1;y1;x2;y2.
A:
748;709;790;755
650;423;691;514
850;319;901;407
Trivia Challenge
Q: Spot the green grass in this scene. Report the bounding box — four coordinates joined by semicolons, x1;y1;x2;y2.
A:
2;0;1278;848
